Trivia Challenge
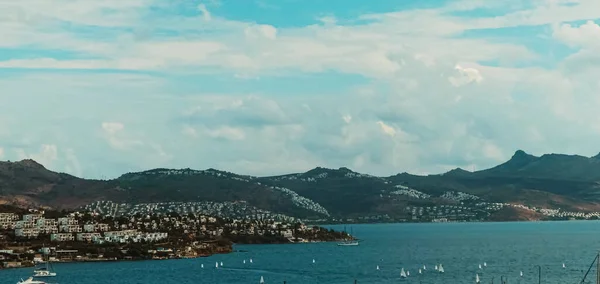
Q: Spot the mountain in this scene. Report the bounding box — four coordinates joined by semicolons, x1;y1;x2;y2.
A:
3;150;600;220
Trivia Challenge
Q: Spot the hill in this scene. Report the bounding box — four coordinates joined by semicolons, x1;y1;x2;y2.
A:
2;150;600;221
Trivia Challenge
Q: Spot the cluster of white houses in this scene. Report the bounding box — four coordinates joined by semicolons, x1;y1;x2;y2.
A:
1;212;168;244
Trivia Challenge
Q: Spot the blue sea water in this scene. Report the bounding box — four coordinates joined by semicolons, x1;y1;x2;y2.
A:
3;221;600;283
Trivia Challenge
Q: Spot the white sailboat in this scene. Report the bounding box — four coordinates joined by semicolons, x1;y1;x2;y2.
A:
476;274;480;283
478;264;482;269
338;226;359;246
215;261;219;268
423;265;426;270
260;276;264;284
520;271;523;277
407;270;410;276
33;255;56;277
17;278;46;284
312;259;316;263
220;261;224;267
418;269;422;274
483;262;487;267
562;263;566;268
434;265;438;271
376;265;380;270
400;268;407;278
201;264;204;268
439;264;445;273
243;259;246;264
250;258;253;263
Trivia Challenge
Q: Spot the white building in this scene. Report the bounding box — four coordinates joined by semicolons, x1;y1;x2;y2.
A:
15;228;40;238
58;217;78;226
59;225;82;233
76;233;102;242
50;233;75;242
83;223;110;233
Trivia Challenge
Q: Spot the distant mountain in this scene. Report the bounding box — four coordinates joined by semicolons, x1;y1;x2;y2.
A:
3;150;600;220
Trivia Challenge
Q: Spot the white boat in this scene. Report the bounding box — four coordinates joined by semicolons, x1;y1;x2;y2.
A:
215;261;219;268
312;259;315;263
434;265;438;271
520;271;523;277
423;265;426;270
418;269;422;274
376;265;380;270
250;258;253;263
17;278;46;284
260;276;264;283
483;262;487;267
439;264;445;273
562;263;566;268
337;226;359;246
407;270;410;276
479;264;482;269
201;264;204;268
33;256;56;277
243;259;246;264
400;268;407;278
476;273;480;283
220;261;224;266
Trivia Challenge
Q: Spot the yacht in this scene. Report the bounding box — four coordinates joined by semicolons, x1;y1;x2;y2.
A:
337;226;359;246
17;277;46;284
33;256;56;277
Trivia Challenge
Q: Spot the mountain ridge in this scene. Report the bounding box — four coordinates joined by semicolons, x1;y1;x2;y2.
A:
3;149;600;221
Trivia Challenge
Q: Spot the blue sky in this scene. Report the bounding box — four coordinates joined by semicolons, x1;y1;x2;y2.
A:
2;0;600;178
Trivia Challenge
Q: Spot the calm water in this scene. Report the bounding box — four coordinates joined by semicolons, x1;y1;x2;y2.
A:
3;221;600;283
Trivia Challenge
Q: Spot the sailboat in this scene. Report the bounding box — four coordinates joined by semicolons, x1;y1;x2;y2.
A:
418;269;422;274
520;271;523;277
33;255;56;277
407;270;410;276
439;264;445;273
400;268;407;278
434;265;438;271
483;262;487;267
250;258;253;263
215;262;219;268
220;261;224;267
17;277;46;284
243;259;246;264
376;265;380;270
479;264;482;269
562;263;566;268
260;276;264;284
338;226;359;246
423;265;426;270
312;259;316;263
476;273;480;283
201;264;204;268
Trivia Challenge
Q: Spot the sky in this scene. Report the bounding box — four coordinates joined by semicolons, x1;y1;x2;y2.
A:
2;0;600;178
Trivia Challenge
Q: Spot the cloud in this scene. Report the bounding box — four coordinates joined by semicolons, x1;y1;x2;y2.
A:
2;0;600;178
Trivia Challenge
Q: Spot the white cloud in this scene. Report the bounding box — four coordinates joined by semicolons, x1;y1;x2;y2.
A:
377;121;396;137
197;4;211;21
553;20;600;47
101;122;142;150
0;147;4;158
205;126;245;141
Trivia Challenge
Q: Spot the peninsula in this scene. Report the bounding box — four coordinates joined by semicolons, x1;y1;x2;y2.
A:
0;207;349;269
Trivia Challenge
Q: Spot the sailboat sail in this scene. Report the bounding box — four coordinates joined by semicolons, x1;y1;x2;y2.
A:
476;274;480;283
400;268;407;278
439;264;445;273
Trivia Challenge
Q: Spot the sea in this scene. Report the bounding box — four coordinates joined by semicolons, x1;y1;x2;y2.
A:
3;221;600;284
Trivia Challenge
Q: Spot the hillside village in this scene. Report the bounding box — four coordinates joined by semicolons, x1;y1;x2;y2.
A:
0;208;349;269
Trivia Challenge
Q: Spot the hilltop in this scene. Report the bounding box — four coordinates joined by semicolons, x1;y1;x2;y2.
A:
3;150;600;221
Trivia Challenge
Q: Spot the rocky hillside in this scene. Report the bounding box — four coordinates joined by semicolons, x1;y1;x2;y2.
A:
2;150;600;220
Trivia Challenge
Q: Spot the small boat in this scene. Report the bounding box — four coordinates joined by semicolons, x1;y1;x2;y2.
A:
337;226;359;246
520;271;523;277
400;268;407;278
423;265;426;270
312;259;315;263
260;276;264;283
562;263;566;268
407;270;410;276
243;259;246;264
250;258;253;263
17;278;46;284
215;262;219;268
376;265;380;270
220;261;224;267
434;265;438;271
483;262;487;267
33;255;56;277
479;264;482;269
439;264;445;273
476;273;480;283
418;269;422;274
201;264;204;268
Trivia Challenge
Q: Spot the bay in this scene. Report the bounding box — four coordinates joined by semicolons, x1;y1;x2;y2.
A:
3;221;600;283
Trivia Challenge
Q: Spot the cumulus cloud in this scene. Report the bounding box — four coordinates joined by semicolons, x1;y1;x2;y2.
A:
2;0;600;178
